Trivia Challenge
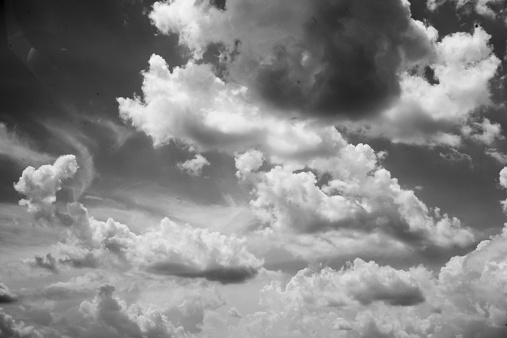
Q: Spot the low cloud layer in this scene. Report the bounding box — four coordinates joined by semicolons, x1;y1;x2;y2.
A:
16;156;263;284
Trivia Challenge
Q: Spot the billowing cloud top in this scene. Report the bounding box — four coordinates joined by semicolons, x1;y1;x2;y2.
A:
14;155;78;218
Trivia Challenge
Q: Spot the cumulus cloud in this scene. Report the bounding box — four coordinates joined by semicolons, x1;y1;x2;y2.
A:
199;224;507;337
14;157;262;283
351;26;501;146
486;149;507;164
177;154;210;176
428;0;507;22
237;147;474;250
34;202;263;284
14;155;78;218
234;149;264;178
150;0;435;119
262;259;425;308
79;284;182;338
499;167;507;212
0;308;42;338
118;55;348;163
118;53;474;257
0;282;16;304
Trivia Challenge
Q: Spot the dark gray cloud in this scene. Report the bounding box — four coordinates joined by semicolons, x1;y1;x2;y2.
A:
147;262;259;284
0;282;16;304
228;0;434;119
32;254;58;273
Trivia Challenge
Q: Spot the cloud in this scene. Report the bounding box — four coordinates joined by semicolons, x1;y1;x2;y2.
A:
486;148;507;164
13;158;262;283
200;223;507;337
0;123;53;167
150;0;435;119
33;203;263;284
177;154;210;176
350;26;501;146
13;155;78;218
237;147;475;250
79;284;182;338
0;282;16;304
43;123;96;201
439;148;473;165
428;0;507;22
262;258;425;308
0;308;42;338
118;55;349;163
234;149;264;178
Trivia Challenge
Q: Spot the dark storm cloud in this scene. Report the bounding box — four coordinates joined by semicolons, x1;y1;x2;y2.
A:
251;0;434;118
147;262;259;284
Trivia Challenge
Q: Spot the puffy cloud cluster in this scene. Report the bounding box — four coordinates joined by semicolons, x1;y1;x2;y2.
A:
116;0;482;260
199;226;507;337
262;259;426;308
177;154;210;176
14;155;78;218
0;308;42;338
150;0;435;118
46;204;263;283
118;55;348;163
118;54;474;257
17;156;263;284
79;284;183;338
144;0;501;147
237;146;474;251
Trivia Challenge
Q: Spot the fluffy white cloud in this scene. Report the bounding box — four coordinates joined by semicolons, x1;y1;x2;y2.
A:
199;225;507;337
15;158;263;283
234;149;264;178
36;202;263;284
354;26;501;146
118;51;474;257
118;55;348;164
177;154;210;176
147;0;501;147
14;155;78;218
237;147;474;250
262;259;425;308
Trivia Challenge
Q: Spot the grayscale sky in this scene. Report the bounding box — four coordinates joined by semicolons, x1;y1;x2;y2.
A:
2;0;507;337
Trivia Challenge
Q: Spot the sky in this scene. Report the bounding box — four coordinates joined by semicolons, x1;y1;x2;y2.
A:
2;0;507;337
